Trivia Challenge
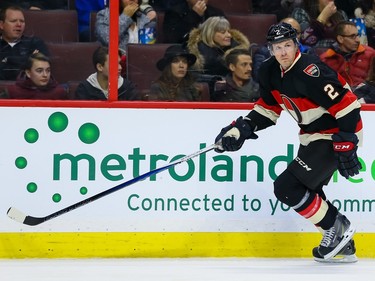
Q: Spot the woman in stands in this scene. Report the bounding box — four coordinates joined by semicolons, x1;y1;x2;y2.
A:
186;16;250;96
148;44;202;101
186;16;250;77
95;0;157;52
7;52;69;99
291;0;348;48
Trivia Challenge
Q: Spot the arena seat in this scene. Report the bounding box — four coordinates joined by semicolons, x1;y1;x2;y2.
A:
47;42;101;83
156;11;165;43
23;9;79;43
89;11;98;42
209;0;252;14
226;13;277;45
66;80;80;99
0;80;15;99
126;43;172;95
198;82;210;102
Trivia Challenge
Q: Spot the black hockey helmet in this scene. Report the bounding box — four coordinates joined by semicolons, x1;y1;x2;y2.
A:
266;22;297;44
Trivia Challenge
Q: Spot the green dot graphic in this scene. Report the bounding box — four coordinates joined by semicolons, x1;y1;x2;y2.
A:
48;112;68;133
15;157;27;169
24;128;39;143
78;123;100;144
52;193;62;203
80;187;88;195
27;182;37;193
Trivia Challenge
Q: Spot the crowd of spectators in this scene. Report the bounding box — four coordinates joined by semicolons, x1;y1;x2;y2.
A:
0;0;374;102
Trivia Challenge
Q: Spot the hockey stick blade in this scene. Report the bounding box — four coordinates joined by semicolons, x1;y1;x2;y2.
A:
7;143;217;226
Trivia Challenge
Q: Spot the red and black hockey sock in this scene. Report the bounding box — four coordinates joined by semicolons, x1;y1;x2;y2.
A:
293;190;338;230
273;169;338;229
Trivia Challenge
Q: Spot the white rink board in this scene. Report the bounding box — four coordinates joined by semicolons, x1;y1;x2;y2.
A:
0;107;374;232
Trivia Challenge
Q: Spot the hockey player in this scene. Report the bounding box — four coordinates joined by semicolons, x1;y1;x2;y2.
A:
214;22;362;263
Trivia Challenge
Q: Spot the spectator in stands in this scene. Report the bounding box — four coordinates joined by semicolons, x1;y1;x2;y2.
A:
75;0;106;42
213;48;259;102
354;56;375;103
186;16;251;96
252;17;309;82
162;0;225;44
186;16;250;79
0;5;49;80
320;20;375;89
149;44;202;101
75;46;138;100
355;0;375;48
291;0;348;48
6;52;69;99
95;0;157;51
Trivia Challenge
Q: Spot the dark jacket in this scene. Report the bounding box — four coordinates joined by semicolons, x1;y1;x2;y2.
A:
162;2;225;43
354;81;375;103
149;81;201;101
213;74;260;102
74;74;139;100
7;72;69;99
0;35;49;80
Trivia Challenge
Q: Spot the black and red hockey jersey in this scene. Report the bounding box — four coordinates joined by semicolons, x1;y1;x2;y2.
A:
247;52;363;146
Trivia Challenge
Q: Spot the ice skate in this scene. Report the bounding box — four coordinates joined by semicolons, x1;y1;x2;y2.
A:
313;239;358;263
317;213;356;260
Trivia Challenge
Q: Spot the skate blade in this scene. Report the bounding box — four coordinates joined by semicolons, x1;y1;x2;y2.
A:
314;254;358;264
323;225;356;260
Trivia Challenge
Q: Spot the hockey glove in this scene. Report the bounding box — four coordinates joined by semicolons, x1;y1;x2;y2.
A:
332;132;362;179
214;117;258;153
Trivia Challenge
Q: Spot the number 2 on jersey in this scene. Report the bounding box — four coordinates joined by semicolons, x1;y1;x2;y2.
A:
324;84;339;100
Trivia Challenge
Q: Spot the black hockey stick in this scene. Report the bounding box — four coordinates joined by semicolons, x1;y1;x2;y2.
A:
7;143;218;226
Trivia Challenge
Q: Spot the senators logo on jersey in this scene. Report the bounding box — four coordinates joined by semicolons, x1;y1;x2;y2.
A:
303;64;320;77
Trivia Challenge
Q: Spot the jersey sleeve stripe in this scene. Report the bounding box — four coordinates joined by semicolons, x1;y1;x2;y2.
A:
330;99;361;119
253;103;281;124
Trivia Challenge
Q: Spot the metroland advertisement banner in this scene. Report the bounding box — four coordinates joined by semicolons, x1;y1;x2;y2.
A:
0;107;374;233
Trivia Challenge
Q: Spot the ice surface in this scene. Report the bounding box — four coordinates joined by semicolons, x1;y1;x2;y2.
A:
1;258;375;281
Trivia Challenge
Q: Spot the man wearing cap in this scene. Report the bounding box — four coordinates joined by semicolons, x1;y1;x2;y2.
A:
213;22;362;263
149;44;201;101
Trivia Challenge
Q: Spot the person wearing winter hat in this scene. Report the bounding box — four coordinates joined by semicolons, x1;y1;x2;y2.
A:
148;44;203;101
